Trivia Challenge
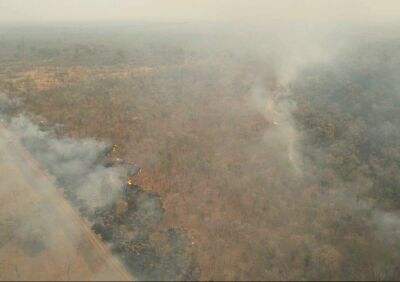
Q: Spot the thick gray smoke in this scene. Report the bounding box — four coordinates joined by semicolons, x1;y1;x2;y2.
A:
0;92;21;116
9;115;123;211
0;97;124;212
0;93;195;280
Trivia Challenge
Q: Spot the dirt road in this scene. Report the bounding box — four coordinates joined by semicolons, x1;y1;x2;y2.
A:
0;122;133;281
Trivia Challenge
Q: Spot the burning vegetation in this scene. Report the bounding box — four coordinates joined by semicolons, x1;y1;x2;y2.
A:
1;22;400;281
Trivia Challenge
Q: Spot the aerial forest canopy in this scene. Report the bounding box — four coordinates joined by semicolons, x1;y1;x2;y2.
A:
293;40;400;207
0;24;400;280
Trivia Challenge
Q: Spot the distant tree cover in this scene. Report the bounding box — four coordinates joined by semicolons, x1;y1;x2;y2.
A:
0;25;194;67
293;41;400;208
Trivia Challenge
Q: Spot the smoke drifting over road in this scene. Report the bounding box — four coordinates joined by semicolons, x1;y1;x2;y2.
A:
0;93;196;280
7;114;123;211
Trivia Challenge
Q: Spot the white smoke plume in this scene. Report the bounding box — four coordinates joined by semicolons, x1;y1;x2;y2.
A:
1;108;125;212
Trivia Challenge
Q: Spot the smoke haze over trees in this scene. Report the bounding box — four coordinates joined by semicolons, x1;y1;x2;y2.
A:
1;2;400;280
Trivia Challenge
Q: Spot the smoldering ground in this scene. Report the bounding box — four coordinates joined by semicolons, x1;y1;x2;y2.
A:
0;94;198;280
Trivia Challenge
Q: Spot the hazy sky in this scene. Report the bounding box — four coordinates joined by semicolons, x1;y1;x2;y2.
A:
0;0;400;24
